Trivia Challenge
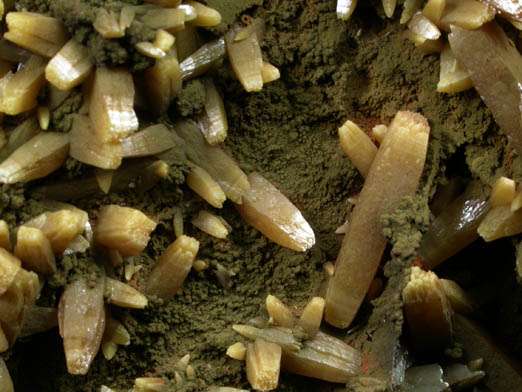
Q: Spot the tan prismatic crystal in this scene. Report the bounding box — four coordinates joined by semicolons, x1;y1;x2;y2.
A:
174;120;250;203
96;169;114;194
297;297;325;339
512;185;522;212
261;62;280;84
173;208;183;238
191;210;229;239
246;338;282;391
0;325;7;352
227;342;247;360
401;0;423;23
225;24;263;92
186;1;222;27
120;6;135;31
477;205;522;241
0;117;38;165
93;9;124;39
94;205;157;258
141;7;185;32
101;316;130;360
20;306;58;337
154;29;175;52
439;0;495;32
24;208;88;253
58;277;105;375
0;358;14;392
404;29;443;54
403;267;453;353
45;38;94;90
0;220;10;250
145;48;182;115
121;124;175;158
337;0;357;20
37;106;50;130
281;331;362;383
0;54;46;115
232;325;301;353
197;77;228;145
135;42;166;59
408;11;441;40
382;0;397;17
90;67;138;143
338;119;377;178
4;12;68;57
134;377;167;392
146;235;199;301
144;0;181;6
235;172;315;252
14;226;56;275
104;277;148;309
437;43;473;94
439;278;473;314
187;166;226;208
372;124;388;144
266;295;294;328
489;176;516;208
423;0;446;22
325;111;430;329
70;115;123;170
0;132;69;184
448;22;522;157
180;37;226;81
0;248;20;294
0;267;39;347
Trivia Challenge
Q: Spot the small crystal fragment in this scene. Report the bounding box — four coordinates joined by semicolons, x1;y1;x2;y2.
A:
337;0;358;20
227;342;247;360
104;277;148;309
261;62;280;84
191;210;229;239
187;166;226;208
135;42;166;59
